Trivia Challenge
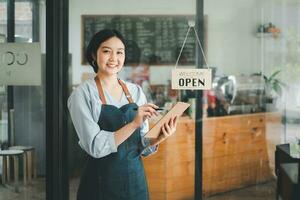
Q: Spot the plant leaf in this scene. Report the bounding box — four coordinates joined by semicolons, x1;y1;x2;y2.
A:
277;80;288;88
273;82;282;96
268;70;281;80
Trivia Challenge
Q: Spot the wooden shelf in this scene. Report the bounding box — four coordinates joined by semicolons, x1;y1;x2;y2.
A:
256;32;281;39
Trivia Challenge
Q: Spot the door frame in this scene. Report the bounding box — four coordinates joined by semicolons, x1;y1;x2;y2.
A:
46;0;69;199
195;1;204;199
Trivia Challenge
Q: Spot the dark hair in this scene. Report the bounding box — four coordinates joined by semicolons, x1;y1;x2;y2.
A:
86;29;126;73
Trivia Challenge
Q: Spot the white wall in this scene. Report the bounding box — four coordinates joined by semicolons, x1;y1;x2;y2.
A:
69;0;196;84
204;0;262;76
204;0;300;78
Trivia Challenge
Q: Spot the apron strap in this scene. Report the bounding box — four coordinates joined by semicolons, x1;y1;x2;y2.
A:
118;79;134;103
94;76;134;104
94;76;107;104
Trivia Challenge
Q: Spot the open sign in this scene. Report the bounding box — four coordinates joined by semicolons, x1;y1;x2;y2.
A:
172;68;212;90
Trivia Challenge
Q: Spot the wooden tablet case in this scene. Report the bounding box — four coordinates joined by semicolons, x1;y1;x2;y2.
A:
145;102;190;139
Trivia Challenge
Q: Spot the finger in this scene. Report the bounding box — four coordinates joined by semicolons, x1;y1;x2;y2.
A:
146;103;159;109
162;125;168;137
173;116;178;128
140;109;153;115
141;110;152;118
164;123;171;136
171;116;177;127
145;104;160;116
140;103;157;110
144;115;152;121
141;106;158;116
146;110;158;118
169;117;174;127
168;119;176;135
147;112;153;117
147;107;159;116
173;116;177;123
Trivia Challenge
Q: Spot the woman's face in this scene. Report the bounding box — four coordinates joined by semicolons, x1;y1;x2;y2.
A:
96;36;125;76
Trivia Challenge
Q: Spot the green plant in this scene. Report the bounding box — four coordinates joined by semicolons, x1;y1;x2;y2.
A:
263;70;287;98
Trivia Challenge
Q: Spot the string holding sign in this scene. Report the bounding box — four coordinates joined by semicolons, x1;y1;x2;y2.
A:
172;20;212;90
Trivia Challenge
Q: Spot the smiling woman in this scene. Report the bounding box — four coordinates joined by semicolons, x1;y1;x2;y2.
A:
94;37;125;76
68;29;178;200
85;30;126;74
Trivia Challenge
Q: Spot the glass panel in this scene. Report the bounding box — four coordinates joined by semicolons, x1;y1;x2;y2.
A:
0;0;7;38
203;0;299;199
0;0;46;199
0;86;7;149
15;0;32;42
0;0;8;149
68;1;196;199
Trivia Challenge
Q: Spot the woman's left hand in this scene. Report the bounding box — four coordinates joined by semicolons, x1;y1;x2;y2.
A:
150;116;178;146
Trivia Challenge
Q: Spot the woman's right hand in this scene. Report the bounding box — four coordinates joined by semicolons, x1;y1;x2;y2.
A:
132;103;159;128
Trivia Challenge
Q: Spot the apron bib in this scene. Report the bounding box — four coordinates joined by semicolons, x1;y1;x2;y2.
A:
77;77;149;200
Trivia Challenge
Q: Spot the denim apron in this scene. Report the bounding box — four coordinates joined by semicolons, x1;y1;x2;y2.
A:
77;77;149;200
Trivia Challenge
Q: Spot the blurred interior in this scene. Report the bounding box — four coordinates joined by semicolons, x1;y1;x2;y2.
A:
1;0;300;199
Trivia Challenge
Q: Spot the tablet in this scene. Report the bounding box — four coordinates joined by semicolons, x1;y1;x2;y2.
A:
145;102;190;139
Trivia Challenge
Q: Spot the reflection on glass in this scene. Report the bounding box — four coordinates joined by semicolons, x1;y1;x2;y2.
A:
203;0;300;199
0;0;8;149
0;0;46;199
15;1;32;42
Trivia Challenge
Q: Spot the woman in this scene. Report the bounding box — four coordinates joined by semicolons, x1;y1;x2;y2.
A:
68;29;178;200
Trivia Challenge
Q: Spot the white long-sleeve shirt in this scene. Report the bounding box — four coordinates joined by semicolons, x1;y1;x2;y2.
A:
68;78;157;158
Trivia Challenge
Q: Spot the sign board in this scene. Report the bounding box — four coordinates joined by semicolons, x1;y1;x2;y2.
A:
172;68;212;90
82;15;195;65
0;43;41;85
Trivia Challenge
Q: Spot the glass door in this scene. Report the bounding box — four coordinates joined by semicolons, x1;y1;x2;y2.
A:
0;0;46;199
68;0;198;199
202;0;300;199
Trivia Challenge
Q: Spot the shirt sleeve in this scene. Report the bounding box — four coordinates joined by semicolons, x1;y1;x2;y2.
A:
67;87;117;158
140;122;158;157
135;85;158;157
